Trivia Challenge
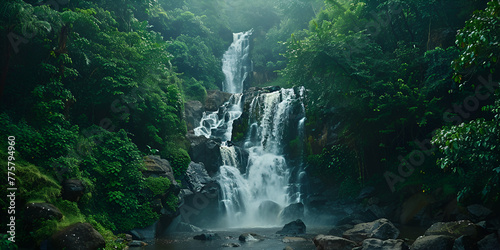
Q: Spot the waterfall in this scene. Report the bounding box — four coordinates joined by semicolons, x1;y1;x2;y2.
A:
193;29;306;227
221;30;253;94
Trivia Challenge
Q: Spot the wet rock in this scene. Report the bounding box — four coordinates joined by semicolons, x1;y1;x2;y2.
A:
187;135;222;176
51;222;105;250
366;205;386;219
222;242;241;247
205;90;233;111
258;200;282;224
453;235;478;250
361;238;409;250
276;219;306;235
313;234;357;250
61;179;86;202
183;162;212;193
467;205;493;220
343;218;399;242
424;220;483;240
193;233;221;241
185;100;204;131
412;235;455;250
24;203;63;223
279;203;304;223
284;246;294;250
238;233;264;242
477;233;500;250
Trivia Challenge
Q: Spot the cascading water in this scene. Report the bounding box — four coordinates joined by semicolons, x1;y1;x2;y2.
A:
222;30;253;94
193;29;306;228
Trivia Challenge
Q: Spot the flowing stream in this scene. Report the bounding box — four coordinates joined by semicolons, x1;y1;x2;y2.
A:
194;29;305;228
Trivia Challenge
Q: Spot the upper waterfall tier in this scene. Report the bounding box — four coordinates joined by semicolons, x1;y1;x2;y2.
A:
221;29;253;94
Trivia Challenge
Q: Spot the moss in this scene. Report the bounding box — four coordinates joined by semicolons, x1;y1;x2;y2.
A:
145;176;171;196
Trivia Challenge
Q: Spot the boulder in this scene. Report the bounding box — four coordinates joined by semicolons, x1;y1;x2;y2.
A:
467;205;493;220
313;234;357;250
400;193;434;224
183;162;212;193
143;155;180;193
51;222;105;250
61;179;86;202
187;134;222;176
239;233;264;242
424;220;483;240
279;203;304;223
205;90;233;111
258;200;282;224
361;238;409;250
477;233;500;250
185;100;204;131
276;219;306;235
129;222;157;240
193;233;221;241
343;218;399;242
24;203;63;223
411;235;455;250
453;235;478;250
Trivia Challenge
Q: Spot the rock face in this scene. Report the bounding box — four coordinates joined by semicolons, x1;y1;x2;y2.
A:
411;235;455;250
51;222;105;250
258;200;282;224
361;238;409;250
62;179;86;202
205;90;233;111
187;134;222;176
424;220;483;240
183;162;212;193
185;100;204;131
279;203;304;223
143;155;179;192
343;218;399;242
313;235;357;250
276;219;306;235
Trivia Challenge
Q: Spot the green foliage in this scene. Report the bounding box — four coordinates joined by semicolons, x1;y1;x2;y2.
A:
145;177;171;196
162;142;191;178
453;0;500;81
307;144;357;186
432;102;500;203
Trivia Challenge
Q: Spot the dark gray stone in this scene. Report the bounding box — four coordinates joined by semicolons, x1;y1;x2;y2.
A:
194;233;221;241
361;238;409;250
51;223;105;250
313;234;357;250
257;200;282;224
477;233;500;250
453;235;478;250
239;233;264;242
279;203;304;223
412;235;455;250
62;179;86;202
276;219;306;235
343;218;399;242
185;100;204;131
